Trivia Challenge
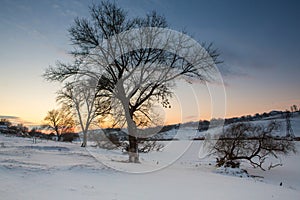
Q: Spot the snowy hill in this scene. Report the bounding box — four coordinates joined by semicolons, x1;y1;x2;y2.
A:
84;112;300;142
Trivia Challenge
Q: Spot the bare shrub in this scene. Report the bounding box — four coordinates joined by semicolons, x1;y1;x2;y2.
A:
213;122;296;170
88;130;120;150
88;129;164;153
137;140;164;153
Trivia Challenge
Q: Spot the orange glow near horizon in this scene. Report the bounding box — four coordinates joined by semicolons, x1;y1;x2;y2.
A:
1;100;299;128
1;79;299;128
1;92;299;128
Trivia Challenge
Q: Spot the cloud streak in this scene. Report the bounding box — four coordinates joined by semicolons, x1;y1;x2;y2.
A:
0;115;19;119
0;115;37;126
218;63;250;79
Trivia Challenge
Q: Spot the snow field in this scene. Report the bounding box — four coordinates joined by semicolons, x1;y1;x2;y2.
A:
1;133;300;200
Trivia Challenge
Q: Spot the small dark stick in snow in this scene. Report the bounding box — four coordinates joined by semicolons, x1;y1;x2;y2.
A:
280;182;282;186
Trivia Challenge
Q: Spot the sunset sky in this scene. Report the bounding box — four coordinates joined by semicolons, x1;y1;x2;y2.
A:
0;0;300;126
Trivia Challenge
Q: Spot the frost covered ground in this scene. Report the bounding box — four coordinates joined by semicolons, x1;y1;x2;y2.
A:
1;130;300;200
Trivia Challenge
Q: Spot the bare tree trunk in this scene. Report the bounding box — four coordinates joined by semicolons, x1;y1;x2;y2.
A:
118;82;140;163
125;108;140;163
57;134;62;141
55;128;61;141
128;130;139;163
81;130;87;147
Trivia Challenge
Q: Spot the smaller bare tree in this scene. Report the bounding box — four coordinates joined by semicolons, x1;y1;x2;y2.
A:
291;105;298;113
213;122;296;170
57;79;111;147
44;107;75;141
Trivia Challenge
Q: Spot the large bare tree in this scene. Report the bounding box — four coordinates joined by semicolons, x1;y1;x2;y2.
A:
44;1;220;162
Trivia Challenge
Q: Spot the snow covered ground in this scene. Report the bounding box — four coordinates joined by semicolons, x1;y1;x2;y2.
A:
1;132;300;200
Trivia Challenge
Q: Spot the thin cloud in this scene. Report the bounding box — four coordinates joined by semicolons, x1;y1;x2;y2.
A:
0;115;37;126
0;115;19;119
218;63;249;78
220;44;277;71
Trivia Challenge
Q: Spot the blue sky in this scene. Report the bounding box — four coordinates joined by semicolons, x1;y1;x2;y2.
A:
0;0;300;125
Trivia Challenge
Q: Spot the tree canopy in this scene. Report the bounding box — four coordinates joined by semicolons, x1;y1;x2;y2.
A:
44;1;221;162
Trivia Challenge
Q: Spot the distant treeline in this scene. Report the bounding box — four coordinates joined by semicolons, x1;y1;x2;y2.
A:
0;119;79;142
1;108;299;142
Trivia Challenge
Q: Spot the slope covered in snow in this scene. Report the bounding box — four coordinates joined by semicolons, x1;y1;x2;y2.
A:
1;132;300;200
